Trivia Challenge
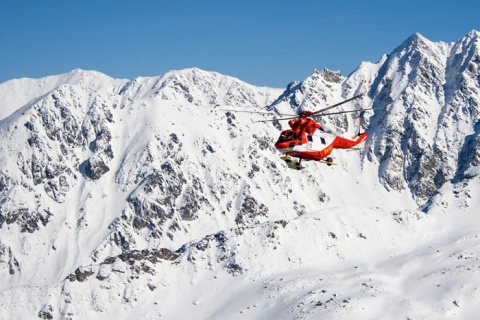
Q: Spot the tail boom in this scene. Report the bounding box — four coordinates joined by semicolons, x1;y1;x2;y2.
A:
286;132;368;162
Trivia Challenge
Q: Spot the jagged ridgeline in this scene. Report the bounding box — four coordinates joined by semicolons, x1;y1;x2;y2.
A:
0;31;479;319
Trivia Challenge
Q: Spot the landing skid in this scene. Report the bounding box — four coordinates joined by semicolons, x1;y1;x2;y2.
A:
280;156;305;170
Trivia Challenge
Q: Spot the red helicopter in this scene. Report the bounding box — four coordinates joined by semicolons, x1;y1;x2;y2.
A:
225;94;372;170
271;94;369;170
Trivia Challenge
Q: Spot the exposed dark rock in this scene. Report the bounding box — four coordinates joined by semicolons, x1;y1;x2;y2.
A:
147;282;157;291
116;248;181;265
84;155;110;180
225;262;243;276
38;312;53;320
321;69;343;83
74;267;95;282
235;194;269;227
96;273;109;281
0;171;10;193
102;257;117;265
275;220;288;228
0;243;20;275
0;205;52;233
178;185;204;221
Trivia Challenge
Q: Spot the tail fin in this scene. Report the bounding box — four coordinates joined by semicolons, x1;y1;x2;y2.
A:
356;113;362;136
353;111;365;138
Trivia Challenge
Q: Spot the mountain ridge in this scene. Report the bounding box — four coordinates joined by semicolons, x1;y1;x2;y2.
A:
1;31;480;319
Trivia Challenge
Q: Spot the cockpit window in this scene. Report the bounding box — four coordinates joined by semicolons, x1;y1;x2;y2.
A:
278;130;294;142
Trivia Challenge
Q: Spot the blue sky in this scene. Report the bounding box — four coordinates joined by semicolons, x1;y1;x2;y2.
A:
1;0;479;88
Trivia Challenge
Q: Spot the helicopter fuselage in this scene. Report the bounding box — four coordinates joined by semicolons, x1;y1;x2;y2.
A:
224;94;369;168
274;118;367;162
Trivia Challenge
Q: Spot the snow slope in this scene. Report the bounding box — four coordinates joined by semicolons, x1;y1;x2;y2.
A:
1;31;480;319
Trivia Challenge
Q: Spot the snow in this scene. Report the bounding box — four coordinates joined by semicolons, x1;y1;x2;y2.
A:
1;31;480;319
22;202;477;320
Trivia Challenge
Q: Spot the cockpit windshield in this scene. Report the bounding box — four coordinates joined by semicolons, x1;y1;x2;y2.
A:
277;130;302;142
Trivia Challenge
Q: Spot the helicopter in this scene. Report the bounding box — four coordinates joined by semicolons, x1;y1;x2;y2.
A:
225;94;372;170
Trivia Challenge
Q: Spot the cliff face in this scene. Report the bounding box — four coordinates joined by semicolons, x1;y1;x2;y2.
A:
364;32;480;203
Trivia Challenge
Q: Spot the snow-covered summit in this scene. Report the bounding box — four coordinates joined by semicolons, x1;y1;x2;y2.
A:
0;69;127;121
362;31;480;204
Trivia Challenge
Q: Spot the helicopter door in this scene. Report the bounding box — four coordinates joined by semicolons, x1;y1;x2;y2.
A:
307;135;313;149
314;131;335;150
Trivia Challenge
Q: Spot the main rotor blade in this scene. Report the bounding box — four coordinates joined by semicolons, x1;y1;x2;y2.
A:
253;115;300;123
311;94;364;116
221;109;296;117
253;106;379;123
312;107;379;118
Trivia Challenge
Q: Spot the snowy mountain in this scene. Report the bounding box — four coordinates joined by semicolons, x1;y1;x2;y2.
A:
1;31;480;319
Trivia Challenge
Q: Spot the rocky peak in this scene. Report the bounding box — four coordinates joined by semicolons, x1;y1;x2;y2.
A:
366;31;480;203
